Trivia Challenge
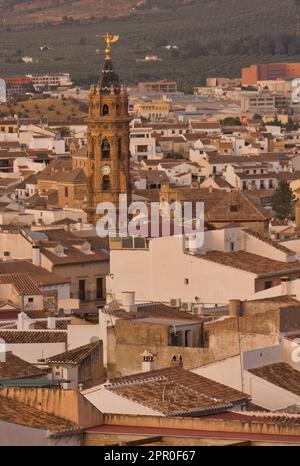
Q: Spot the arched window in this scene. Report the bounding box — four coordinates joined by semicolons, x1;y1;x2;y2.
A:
102;104;109;116
102;175;111;191
102;140;110;160
118;138;122;159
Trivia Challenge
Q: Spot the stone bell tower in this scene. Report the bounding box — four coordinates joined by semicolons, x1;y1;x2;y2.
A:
86;33;131;224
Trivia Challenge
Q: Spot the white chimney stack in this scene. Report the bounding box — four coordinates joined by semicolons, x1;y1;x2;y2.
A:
47;316;56;330
281;277;292;296
3;251;10;262
32;244;41;267
122;291;137;313
17;312;34;330
141;350;155;373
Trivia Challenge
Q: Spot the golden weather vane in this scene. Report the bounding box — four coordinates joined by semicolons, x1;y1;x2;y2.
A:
102;32;119;60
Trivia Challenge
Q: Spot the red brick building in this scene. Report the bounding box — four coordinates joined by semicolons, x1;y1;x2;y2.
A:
242;63;300;86
4;76;34;100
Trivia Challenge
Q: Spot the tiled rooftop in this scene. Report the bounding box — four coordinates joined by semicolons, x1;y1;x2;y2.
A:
0;330;67;344
0;395;79;433
0;352;44;380
197;250;300;276
248;363;300;396
46;340;101;365
107;367;249;416
244;228;293;254
0;273;42;295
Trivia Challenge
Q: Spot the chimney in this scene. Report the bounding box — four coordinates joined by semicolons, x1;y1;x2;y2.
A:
3;251;10;262
185;234;205;255
141;350;155;373
47;316;56;330
32;244;41;266
281;277;292;296
122;291;136;313
170;354;183;368
17;312;34;330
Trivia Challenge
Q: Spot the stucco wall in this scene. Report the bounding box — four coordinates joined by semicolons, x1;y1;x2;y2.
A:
109;235;256;304
0;388;103;429
107;309;280;377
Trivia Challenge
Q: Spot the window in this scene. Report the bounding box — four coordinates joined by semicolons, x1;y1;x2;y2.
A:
79;279;86;301
118;138;122;159
102;104;109;116
102;140;110;160
230;204;239;213
102;175;111;191
184;278;189;285
230;242;235;252
65;186;69;197
96;277;104;299
28;297;34;303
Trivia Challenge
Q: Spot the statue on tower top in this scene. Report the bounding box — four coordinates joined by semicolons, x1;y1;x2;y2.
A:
102;32;119;60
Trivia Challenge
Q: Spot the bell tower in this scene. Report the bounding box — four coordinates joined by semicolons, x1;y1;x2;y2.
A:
87;33;131;224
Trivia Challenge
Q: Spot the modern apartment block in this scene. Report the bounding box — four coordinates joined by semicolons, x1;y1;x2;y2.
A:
138;80;178;94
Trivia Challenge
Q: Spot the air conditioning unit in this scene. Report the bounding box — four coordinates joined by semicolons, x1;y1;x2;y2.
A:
181;302;193;312
192;305;204;316
170;298;181;308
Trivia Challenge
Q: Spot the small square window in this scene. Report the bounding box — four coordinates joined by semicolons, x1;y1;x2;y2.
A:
230;204;239;213
28;297;34;303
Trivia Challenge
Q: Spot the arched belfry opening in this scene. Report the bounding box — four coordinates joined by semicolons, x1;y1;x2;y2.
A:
102;104;109;116
102;175;111;191
102;140;110;160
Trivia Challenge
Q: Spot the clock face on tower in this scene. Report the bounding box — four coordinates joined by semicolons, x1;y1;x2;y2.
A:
102;165;111;176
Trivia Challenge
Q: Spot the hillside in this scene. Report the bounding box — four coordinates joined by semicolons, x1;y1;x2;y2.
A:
0;0;138;26
0;97;87;120
0;0;192;26
1;0;300;90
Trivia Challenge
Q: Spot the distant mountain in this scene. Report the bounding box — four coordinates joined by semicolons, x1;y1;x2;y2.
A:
0;0;138;26
0;0;195;27
1;0;300;90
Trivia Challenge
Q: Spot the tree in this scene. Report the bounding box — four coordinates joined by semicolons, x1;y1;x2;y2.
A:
60;127;70;137
164;152;183;160
285;117;299;131
271;181;296;220
220;117;242;126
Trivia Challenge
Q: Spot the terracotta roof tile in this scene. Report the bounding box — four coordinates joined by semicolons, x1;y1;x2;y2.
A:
0;273;41;295
0;330;67;344
0;352;44;380
206;190;270;222
0;395;79;432
244;229;293;254
46;340;101;365
249;363;300;396
108;367;249;416
196;250;300;275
